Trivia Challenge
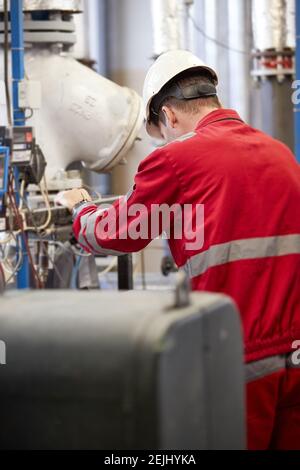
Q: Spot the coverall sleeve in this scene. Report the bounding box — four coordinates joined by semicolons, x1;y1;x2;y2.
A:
73;148;182;255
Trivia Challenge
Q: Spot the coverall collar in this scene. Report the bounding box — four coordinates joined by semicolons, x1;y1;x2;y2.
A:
195;108;243;131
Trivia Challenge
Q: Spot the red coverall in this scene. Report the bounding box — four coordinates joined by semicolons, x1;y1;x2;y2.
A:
73;109;300;450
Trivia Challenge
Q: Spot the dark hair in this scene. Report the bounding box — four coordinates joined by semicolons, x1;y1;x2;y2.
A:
150;70;221;126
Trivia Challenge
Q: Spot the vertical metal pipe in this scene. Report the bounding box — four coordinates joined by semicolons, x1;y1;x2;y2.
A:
295;0;300;162
228;0;250;121
11;0;25;126
190;0;205;57
83;0;111;196
10;0;30;289
177;0;194;51
204;0;218;71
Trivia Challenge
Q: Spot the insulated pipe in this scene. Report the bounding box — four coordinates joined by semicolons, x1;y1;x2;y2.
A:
189;0;205;57
151;0;193;56
204;0;218;72
177;0;194;51
151;0;181;56
250;0;295;150
72;0;111;196
252;0;295;51
228;0;250;121
0;0;83;11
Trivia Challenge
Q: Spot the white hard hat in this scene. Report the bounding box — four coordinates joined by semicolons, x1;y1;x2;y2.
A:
143;50;218;138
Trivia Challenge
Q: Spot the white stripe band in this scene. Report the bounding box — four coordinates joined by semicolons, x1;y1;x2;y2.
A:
185;234;300;278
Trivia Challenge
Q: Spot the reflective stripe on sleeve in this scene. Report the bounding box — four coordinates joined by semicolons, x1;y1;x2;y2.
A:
78;208;128;256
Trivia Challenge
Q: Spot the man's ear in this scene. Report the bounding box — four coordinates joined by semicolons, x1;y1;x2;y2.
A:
161;105;177;129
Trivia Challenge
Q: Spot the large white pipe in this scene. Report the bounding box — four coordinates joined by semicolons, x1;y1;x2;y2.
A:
24;50;143;179
228;0;249;121
286;0;296;49
204;0;218;72
252;0;295;51
177;0;194;51
0;0;143;182
151;0;193;56
151;0;181;56
0;0;83;11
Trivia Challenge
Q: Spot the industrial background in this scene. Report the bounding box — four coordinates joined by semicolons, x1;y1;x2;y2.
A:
0;0;298;452
0;0;296;290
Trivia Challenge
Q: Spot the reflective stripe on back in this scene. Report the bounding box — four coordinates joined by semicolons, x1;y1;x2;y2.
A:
185;234;300;278
245;355;286;383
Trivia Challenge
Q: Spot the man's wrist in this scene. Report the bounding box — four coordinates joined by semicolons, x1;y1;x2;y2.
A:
72;201;94;221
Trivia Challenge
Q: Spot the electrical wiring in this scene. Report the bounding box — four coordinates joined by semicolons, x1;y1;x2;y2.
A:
19;235;70;286
188;14;250;56
2;255;19;275
21;178;52;232
19;179;26;210
5;173;123;286
0;261;6;289
0;233;13;245
0;240;14;266
33;238;119;282
0;233;24;283
36;178;52;231
18;194;43;232
4;247;23;284
0;229;18;256
7;189;38;285
33;237;91;258
38;240;66;286
71;246;91;258
7;173;43;288
24;108;34;121
98;257;118;278
97;255;139;280
30;236;93;284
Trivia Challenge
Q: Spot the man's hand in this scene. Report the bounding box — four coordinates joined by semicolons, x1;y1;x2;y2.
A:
55;188;92;212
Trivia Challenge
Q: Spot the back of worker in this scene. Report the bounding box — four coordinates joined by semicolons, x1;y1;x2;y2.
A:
64;50;300;450
138;50;300;450
165;108;300;365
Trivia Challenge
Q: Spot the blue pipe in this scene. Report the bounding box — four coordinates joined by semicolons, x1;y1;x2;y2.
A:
295;0;300;163
10;0;30;289
11;0;25;126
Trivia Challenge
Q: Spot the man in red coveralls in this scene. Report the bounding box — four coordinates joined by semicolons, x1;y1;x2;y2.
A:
59;50;300;450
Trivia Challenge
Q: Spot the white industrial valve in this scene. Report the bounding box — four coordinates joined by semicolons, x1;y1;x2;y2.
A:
0;0;144;185
25;50;143;179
